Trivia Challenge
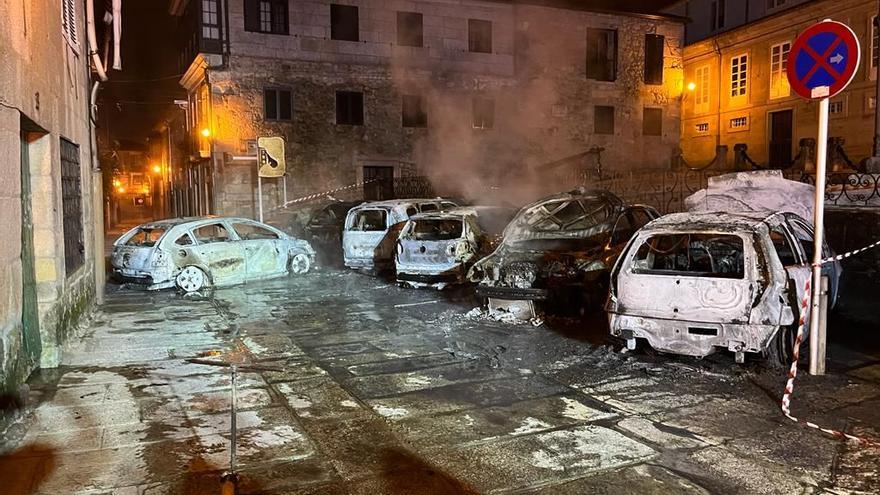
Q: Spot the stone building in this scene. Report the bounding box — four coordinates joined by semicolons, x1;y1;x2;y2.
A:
170;0;685;215
668;0;880;168
0;0;100;398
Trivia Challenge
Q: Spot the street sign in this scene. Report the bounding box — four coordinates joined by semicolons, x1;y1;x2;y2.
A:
257;136;286;178
786;19;861;376
787;20;860;100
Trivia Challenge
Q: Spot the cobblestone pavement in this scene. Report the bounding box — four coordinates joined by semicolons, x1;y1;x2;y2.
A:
1;268;879;494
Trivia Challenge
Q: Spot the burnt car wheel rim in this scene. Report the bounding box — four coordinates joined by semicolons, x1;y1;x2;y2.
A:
290;253;311;275
176;266;206;292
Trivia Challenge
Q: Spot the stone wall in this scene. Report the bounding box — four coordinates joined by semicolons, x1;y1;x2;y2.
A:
0;0;97;398
185;0;684;215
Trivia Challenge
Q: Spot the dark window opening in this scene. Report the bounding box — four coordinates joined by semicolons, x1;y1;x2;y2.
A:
472;97;494;129
586;28;617;81
61;138;84;276
594;105;614;135
352;210;387;231
711;0;726;31
264;88;293;121
397;12;423;47
402;95;427;127
468;19;492;53
125;228;167;247
232;222;280;240
193;223;230;244
644;33;664;85
336;91;364;125
770;230;798;266
643;107;662;136
331;4;359;41
407;219;464;240
632;234;745;278
245;0;288;35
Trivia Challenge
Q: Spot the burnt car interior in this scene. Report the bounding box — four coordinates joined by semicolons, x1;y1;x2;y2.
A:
125;228;166;247
518;198;615;232
631;234;745;279
408;219;464;240
193;223;231;244
232;222;280;240
352;210;388;231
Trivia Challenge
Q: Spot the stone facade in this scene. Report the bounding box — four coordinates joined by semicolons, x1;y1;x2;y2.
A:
679;0;880;169
0;0;98;398
175;0;684;213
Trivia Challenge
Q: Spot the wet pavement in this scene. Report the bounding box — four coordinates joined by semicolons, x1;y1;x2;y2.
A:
1;267;879;494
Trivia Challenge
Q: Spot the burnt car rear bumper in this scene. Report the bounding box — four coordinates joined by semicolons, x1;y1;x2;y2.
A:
475;285;549;301
111;269;174;290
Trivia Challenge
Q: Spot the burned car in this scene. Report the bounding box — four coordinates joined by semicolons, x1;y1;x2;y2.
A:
467;189;658;316
395;206;516;289
606;172;841;364
343;198;458;271
111;217;315;292
303;201;361;264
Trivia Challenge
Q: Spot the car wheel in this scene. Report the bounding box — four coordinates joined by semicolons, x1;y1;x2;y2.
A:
768;325;800;367
176;266;207;293
289;253;311;275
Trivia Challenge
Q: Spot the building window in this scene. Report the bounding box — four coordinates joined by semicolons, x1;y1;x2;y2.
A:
643;108;662;136
402;95;427;127
61;0;79;48
694;65;710;113
594;105;614;134
245;0;288;34
202;0;220;39
397;12;423;47
586;28;617;82
729;116;748;129
472;97;494;129
644;34;664;85
730;54;748;97
468;19;492;53
868;95;877;111
60;138;84;276
695;122;710;134
711;0;726;31
331;4;359;42
336;91;364;125
829;98;846;116
263;88;292;121
769;42;790;99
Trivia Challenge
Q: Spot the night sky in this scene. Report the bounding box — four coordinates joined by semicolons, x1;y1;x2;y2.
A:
100;0;682;146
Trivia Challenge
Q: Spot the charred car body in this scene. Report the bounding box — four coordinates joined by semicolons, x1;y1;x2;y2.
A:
606;172;841;364
304;201;361;264
396;207;515;289
111;217;315;292
467;189;658;315
343;198;458;271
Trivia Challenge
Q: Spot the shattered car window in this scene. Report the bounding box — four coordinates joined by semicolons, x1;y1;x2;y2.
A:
632;234;745;279
420;203;439;213
174;233;194;246
770;230;798;266
233;222;279;240
408;219;463;240
192;223;231;244
518;199;613;232
124;228;167;247
352;210;387;231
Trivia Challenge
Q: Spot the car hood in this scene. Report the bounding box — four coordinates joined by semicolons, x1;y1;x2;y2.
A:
685;170;815;223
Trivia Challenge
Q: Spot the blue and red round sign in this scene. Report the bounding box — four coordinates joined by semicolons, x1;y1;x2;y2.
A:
787;20;860;100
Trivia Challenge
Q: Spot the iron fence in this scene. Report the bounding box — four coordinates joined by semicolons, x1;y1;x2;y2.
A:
787;172;880;208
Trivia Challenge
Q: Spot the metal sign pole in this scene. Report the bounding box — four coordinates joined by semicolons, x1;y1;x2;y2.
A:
283;175;288;207
258;175;264;223
809;94;830;376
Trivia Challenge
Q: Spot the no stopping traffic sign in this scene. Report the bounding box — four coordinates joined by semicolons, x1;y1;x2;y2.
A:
787;20;860;99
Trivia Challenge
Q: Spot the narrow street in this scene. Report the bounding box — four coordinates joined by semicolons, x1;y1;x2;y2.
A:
1;268;878;494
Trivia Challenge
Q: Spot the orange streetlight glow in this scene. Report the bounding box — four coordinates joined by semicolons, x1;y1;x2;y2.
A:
152;164;162;174
117;186;126;194
200;128;211;138
686;81;696;92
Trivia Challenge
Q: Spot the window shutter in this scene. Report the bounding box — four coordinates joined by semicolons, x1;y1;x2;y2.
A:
244;0;261;32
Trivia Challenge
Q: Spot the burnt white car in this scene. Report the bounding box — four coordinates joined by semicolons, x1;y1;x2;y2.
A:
111;217;315;292
395;207;515;289
342;198;458;271
606;211;841;364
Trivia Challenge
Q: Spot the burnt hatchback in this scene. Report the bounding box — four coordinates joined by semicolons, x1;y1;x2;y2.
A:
467;189;658;316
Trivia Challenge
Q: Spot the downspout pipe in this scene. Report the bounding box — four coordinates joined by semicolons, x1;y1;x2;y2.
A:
112;0;122;70
87;0;108;82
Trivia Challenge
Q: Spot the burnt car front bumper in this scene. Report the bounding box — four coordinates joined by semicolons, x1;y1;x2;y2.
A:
396;263;466;285
111;269;175;290
475;284;550;301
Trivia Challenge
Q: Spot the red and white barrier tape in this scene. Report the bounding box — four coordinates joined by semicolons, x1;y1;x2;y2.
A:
815;239;880;266
267;178;379;213
780;278;877;446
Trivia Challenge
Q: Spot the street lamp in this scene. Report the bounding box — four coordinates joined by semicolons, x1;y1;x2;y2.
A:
201;127;211;138
686;81;696;92
152;163;162;174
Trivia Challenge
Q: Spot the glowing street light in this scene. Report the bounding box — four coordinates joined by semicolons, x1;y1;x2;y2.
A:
686;81;696;92
152;164;162;174
200;127;211;138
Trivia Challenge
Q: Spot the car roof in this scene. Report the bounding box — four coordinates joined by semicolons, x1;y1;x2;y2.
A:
351;198;455;209
641;211;799;233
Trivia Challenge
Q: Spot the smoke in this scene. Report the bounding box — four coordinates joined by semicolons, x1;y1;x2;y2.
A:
387;6;681;208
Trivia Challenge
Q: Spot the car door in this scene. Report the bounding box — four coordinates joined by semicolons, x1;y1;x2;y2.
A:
786;216;842;308
344;207;393;264
190;222;246;285
230;221;287;280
